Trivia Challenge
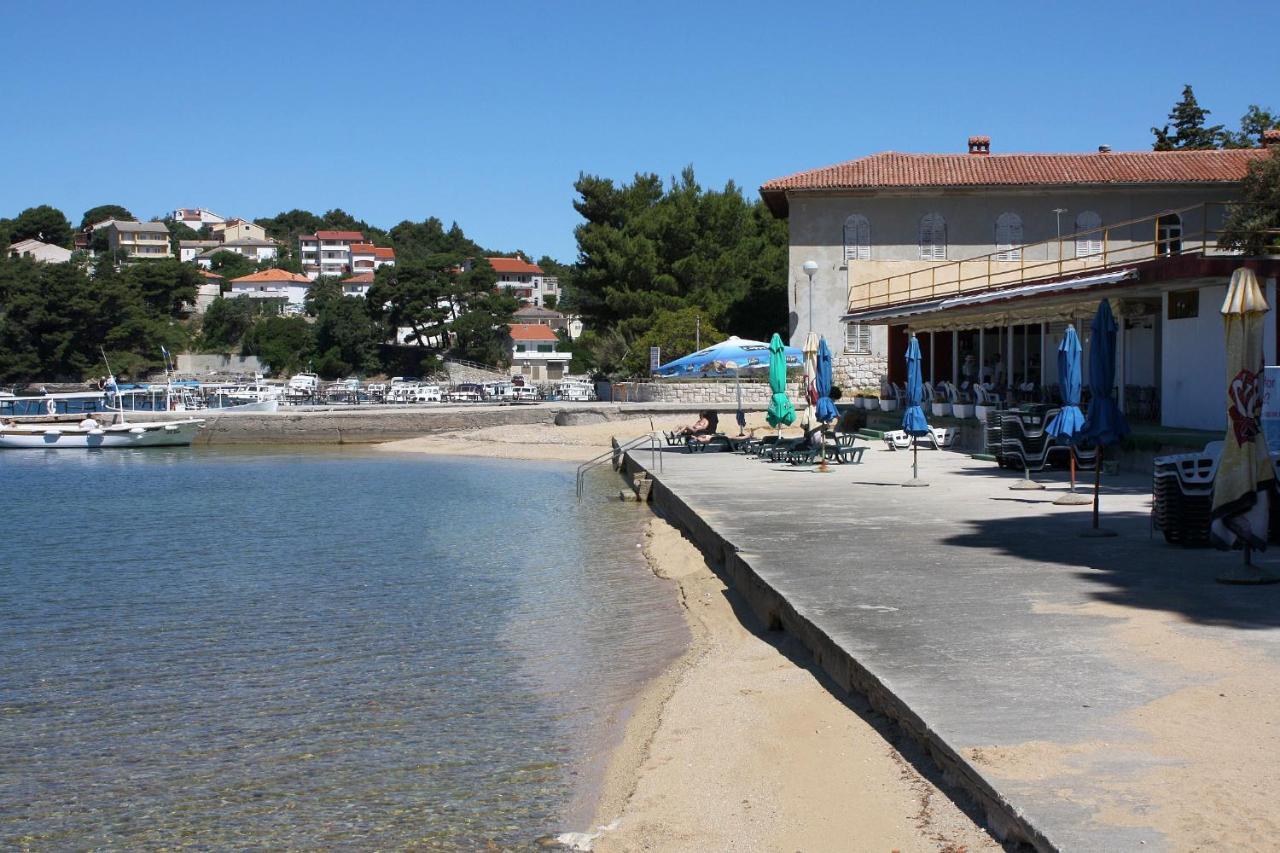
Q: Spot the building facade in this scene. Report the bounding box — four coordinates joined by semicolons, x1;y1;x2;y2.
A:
213;219;268;243
228;268;312;310
508;323;571;380
195;238;279;268
299;230;364;279
173;208;226;229
7;238;72;263
100;220;172;259
761;135;1280;429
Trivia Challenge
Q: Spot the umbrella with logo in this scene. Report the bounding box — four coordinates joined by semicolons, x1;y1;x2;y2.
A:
766;333;796;433
902;333;931;486
1077;300;1130;537
1211;269;1278;583
802;331;819;427
1046;325;1091;505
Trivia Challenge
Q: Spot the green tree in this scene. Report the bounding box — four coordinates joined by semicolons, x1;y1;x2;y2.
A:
124;258;200;317
569;166;788;375
200;296;256;350
162;217;202;254
1223;105;1280;149
622;306;723;375
80;204;133;230
365;258;456;346
242;315;314;376
313;296;382;377
10;205;74;247
387;217;483;261
1219;147;1280;255
1152;85;1225;150
447;259;517;365
206;250;257;281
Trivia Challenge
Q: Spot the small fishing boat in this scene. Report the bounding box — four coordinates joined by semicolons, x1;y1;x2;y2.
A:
0;417;204;449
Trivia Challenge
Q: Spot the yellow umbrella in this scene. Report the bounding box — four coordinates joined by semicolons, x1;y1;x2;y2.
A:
1212;268;1278;584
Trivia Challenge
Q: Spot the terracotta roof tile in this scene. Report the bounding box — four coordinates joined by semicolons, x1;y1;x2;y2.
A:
344;272;375;283
230;268;311;284
488;257;543;275
508;323;559;342
373;247;395;259
759;148;1268;216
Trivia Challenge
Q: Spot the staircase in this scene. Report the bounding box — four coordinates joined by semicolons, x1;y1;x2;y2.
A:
443;357;508;385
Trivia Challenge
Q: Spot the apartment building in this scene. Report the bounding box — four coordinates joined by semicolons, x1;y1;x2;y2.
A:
173;208;226;229
213;218;269;243
508;323;571;381
299;230;364;279
350;243;396;273
472;256;557;306
194;238;279;269
99;220;172;258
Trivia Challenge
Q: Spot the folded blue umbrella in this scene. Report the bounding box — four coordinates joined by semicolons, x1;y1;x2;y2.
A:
1046;325;1086;440
902;334;930;436
814;337;840;423
1079;300;1130;447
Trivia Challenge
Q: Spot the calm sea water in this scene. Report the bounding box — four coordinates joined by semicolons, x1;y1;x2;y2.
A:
0;448;686;849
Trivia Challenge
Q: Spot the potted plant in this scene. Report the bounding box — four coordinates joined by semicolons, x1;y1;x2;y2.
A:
931;386;952;418
973;386;996;423
951;386;975;419
877;381;898;412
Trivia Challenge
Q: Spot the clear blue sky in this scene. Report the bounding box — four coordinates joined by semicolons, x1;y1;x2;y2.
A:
3;0;1276;261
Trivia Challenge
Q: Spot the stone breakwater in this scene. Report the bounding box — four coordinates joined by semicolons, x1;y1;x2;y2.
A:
143;403;754;445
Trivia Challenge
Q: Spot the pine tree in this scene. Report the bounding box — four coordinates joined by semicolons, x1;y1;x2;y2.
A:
1151;85;1225;150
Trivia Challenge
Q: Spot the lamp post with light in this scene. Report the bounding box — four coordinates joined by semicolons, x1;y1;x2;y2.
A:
802;260;818;339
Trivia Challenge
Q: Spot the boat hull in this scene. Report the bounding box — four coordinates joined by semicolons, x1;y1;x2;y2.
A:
0;419;204;449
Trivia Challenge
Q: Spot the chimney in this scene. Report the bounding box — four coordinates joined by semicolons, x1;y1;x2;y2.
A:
1098;144;1112;153
1264;129;1280;149
967;135;991;155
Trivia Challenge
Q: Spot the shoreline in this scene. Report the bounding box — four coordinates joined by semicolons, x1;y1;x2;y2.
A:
559;516;997;852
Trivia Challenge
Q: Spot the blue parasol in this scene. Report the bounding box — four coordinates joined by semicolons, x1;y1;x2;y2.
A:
815;337;840;424
654;336;803;377
1078;300;1130;534
1046;325;1089;503
902;333;931;486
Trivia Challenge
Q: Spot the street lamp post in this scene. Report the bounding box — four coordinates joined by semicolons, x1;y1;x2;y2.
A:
802;260;819;339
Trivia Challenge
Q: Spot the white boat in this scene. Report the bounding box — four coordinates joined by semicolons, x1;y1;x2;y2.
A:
285;372;321;402
0;418;204;449
556;378;595;402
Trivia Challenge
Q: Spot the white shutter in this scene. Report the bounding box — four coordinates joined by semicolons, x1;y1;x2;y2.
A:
995;212;1022;261
1075;211;1102;257
843;214;870;261
845;323;872;354
919;213;946;261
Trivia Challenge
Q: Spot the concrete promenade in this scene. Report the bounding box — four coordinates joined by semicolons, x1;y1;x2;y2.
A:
625;442;1280;851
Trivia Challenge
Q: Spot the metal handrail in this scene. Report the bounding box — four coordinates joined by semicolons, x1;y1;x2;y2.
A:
575;428;659;501
847;201;1246;313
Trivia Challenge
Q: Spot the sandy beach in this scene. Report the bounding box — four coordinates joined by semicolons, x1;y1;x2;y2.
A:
382;417;997;850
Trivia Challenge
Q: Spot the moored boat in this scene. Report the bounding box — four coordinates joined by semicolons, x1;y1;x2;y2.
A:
0;418;204;449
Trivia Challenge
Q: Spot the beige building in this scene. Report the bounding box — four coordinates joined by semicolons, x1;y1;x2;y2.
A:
760;134;1280;430
99;220;172;259
213;218;268;243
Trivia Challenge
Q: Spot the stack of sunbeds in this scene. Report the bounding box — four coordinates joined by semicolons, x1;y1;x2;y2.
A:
992;406;1076;471
1151;442;1221;547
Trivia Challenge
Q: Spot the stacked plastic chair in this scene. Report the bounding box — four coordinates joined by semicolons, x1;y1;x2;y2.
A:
1151;442;1222;547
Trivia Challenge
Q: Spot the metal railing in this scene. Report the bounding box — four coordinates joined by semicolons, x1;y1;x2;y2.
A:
575;429;660;501
847;202;1244;313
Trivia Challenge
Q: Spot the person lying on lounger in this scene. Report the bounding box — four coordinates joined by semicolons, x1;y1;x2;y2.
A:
672;410;720;443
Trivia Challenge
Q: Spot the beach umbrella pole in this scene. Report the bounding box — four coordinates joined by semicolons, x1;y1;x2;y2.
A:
1055;448;1093;505
1079;445;1117;537
1010;460;1045;490
903;437;929;487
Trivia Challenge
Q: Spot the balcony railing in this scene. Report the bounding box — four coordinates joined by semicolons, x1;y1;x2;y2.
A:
847;202;1248;314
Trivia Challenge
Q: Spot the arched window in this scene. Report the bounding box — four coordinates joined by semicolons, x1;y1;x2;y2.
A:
919;213;946;261
843;214;870;261
995;212;1023;261
1157;212;1182;256
1075;211;1103;258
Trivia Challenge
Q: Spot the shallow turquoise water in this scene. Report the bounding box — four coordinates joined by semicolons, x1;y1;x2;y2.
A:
0;447;685;849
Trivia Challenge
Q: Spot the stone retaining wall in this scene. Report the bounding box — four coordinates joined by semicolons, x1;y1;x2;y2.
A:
833;353;889;393
614;380;804;404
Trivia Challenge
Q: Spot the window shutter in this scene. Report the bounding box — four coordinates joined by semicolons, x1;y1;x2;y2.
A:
995;213;1022;261
919;213;946;261
1075;211;1102;257
845;323;871;354
844;215;870;261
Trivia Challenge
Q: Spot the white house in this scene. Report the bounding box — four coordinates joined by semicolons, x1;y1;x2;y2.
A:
760;133;1280;430
173;208;226;229
299;230;364;280
195;238;279;268
7;238;72;263
508;323;571;381
480;256;550;305
349;243;396;274
179;239;221;263
228;268;312;310
342;271;374;297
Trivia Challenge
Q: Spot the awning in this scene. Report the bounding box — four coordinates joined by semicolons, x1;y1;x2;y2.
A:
842;268;1139;327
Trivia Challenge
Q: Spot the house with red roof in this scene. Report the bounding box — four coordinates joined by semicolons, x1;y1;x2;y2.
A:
507;323;570;381
229;268;313;311
466;255;558;306
760;133;1280;430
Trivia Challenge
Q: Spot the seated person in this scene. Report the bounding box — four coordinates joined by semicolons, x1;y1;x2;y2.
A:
674;410;720;443
79;413;101;430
